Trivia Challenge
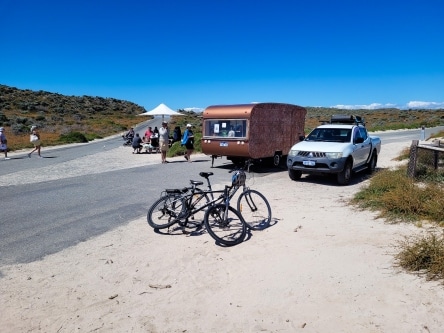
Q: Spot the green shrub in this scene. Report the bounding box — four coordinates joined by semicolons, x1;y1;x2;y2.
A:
58;131;88;144
167;132;202;157
167;141;184;157
85;133;103;141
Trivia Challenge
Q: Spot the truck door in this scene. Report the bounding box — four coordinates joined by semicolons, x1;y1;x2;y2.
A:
352;127;370;166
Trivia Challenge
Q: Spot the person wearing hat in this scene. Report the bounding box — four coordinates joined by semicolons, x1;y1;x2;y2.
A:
181;123;194;162
158;121;170;163
0;127;10;160
28;126;42;158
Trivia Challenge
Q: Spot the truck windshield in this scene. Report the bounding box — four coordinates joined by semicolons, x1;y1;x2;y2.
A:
203;119;248;138
306;128;352;142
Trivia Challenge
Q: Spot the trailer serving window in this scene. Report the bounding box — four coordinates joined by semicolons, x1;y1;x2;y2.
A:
203;119;248;138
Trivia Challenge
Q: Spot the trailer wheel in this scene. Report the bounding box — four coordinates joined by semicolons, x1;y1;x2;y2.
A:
273;154;280;166
229;157;246;166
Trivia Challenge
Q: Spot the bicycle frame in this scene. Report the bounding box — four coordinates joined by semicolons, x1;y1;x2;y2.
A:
180;171;249;220
158;163;258;227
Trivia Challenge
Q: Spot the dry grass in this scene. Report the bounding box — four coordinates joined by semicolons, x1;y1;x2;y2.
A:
304;107;444;133
3;111;140;151
395;232;444;284
352;167;444;224
352;141;444;284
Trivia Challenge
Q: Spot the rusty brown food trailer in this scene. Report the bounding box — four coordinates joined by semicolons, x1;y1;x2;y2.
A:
201;103;306;167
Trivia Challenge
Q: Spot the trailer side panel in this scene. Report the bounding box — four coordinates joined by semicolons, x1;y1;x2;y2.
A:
201;103;306;161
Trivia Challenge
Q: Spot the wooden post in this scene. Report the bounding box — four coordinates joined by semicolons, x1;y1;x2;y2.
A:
407;140;419;178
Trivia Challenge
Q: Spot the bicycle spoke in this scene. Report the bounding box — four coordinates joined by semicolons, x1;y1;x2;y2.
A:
204;204;246;246
147;194;184;229
237;190;272;230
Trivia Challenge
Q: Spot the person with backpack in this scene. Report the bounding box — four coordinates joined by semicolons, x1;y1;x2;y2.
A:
181;124;194;162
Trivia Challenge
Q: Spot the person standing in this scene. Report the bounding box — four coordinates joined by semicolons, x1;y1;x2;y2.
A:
158;121;170;163
144;126;153;140
28;126;42;158
0;127;10;160
181;123;194;162
172;126;182;143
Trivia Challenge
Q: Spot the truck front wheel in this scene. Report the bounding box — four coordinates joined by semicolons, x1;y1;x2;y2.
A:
366;152;377;174
289;169;302;181
337;160;352;185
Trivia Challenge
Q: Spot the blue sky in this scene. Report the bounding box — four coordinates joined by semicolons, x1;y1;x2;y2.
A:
1;0;443;111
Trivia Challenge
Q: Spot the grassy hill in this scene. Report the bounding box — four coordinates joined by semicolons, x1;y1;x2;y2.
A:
1;84;444;151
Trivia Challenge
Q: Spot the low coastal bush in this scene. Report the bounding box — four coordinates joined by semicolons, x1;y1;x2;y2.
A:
352;167;444;224
58;132;88;144
352;142;444;284
395;233;444;284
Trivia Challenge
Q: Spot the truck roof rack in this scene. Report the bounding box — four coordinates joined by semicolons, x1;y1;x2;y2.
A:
330;114;365;126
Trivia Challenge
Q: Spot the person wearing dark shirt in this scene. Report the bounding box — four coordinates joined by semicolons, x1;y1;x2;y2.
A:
172;126;182;143
132;133;143;154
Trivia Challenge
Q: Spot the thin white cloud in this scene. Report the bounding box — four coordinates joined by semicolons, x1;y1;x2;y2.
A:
332;103;397;110
331;101;444;110
183;107;204;112
406;101;444;109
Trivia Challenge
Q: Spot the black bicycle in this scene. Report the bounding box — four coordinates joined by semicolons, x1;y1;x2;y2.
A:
147;164;271;242
147;172;247;246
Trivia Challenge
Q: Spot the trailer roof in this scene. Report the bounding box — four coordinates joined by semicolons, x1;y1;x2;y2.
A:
203;103;305;118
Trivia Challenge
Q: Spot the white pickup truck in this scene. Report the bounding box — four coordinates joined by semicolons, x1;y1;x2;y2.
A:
286;115;381;185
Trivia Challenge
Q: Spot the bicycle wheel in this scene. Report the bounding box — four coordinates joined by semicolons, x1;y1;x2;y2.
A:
147;194;185;229
204;204;246;246
237;189;272;230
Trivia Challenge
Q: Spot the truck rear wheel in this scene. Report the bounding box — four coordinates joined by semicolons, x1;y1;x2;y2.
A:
289;169;302;181
337;160;352;185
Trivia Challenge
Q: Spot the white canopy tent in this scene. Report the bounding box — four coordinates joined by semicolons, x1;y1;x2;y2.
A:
138;103;184;121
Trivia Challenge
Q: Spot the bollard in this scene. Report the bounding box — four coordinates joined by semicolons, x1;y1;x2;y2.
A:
420;126;426;141
407;140;419;178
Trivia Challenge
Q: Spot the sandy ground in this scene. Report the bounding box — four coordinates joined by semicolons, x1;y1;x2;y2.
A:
1;141;444;333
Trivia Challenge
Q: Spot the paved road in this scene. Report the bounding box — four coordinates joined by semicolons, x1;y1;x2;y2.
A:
373;126;444;144
0;117;271;267
1;125;443;267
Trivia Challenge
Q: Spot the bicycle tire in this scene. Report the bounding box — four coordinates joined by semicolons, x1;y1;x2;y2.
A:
204;204;246;246
147;194;185;229
237;189;272;230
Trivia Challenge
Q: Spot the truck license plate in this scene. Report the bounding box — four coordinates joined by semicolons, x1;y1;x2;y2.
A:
303;160;316;166
220;142;228;147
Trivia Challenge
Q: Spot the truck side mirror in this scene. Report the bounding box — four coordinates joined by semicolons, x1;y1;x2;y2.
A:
355;137;364;144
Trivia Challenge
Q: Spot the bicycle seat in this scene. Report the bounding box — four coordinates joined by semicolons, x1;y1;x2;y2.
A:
190;180;204;186
165;187;189;194
199;172;214;178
